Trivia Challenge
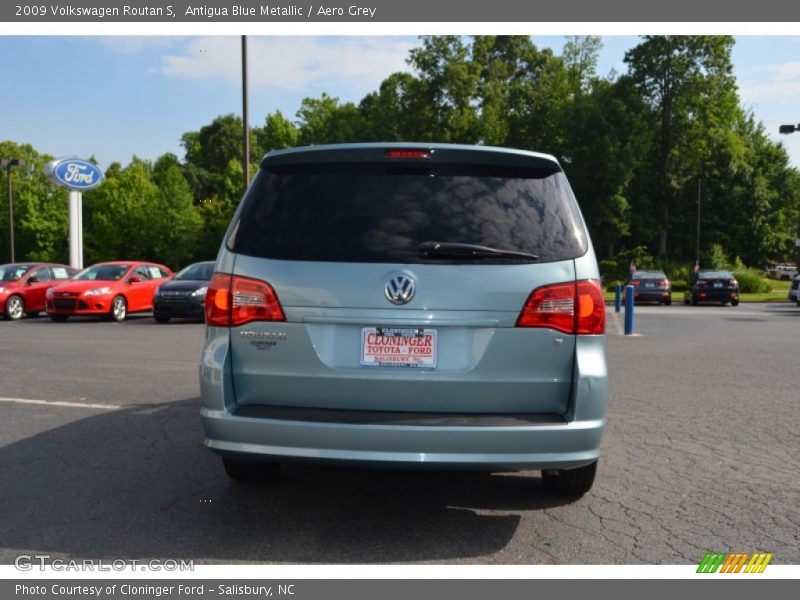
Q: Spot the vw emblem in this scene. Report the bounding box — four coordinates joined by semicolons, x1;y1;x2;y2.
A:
384;273;416;305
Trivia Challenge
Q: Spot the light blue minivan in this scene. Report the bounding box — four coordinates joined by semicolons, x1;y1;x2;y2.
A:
200;143;607;495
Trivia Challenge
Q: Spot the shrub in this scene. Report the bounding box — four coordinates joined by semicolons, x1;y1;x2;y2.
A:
709;243;729;269
599;247;658;283
733;270;771;294
599;259;621;283
664;262;691;282
615;246;656;271
670;279;689;293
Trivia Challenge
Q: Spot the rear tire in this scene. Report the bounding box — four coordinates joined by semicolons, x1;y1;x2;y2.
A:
222;457;281;483
691;296;698;306
544;460;597;496
731;299;739;307
665;298;672;306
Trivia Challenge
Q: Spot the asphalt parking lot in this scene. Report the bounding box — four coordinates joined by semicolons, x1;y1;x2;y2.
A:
0;304;798;564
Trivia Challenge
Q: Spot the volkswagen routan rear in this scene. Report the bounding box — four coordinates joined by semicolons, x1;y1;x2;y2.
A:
200;143;608;495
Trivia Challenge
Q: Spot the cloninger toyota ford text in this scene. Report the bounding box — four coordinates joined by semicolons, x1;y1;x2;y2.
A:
200;143;608;496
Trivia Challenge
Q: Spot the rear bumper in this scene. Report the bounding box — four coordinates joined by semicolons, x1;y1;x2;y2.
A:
632;289;670;302
692;289;738;302
202;407;603;469
199;327;608;470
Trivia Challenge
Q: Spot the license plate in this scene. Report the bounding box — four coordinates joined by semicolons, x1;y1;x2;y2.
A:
713;282;723;288
644;282;655;288
360;327;437;368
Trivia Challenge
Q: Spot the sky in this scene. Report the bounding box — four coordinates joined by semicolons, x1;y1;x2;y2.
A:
2;35;800;170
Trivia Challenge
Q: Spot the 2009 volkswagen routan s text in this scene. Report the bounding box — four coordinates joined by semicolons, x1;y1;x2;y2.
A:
200;143;608;496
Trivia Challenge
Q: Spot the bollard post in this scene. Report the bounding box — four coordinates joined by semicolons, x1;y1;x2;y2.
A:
615;283;622;313
624;284;634;335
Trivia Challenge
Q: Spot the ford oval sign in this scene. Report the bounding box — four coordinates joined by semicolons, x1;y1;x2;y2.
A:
45;158;104;191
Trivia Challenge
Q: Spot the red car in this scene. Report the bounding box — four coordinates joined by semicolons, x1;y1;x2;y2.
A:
46;261;172;322
0;262;79;320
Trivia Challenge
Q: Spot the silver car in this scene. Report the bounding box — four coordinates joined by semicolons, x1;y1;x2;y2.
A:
200;143;608;496
789;275;800;306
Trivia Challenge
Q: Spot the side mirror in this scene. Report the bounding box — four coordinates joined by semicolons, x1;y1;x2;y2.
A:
128;275;141;284
26;275;39;284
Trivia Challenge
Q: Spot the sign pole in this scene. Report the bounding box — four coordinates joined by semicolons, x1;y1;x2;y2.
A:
6;165;13;263
68;190;83;269
45;158;102;270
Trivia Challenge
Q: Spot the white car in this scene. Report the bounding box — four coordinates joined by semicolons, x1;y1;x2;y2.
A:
767;264;797;280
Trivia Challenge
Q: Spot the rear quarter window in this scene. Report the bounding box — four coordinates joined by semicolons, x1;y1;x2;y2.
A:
148;266;167;279
231;162;588;264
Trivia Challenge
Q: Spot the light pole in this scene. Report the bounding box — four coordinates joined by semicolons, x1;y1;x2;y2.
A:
696;177;701;265
779;124;800;269
1;158;26;263
242;35;250;192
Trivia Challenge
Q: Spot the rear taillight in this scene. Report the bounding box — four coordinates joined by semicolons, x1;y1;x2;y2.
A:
205;273;285;327
631;280;641;286
575;280;606;334
659;279;668;286
205;274;231;326
516;280;605;335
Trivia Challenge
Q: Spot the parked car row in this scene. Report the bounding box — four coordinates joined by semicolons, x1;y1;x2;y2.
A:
0;260;214;322
622;269;741;307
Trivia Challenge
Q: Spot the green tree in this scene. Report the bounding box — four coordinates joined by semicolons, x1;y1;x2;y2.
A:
624;35;737;257
257;110;299;152
152;154;203;268
359;72;431;141
562;35;604;92
84;156;201;268
562;77;649;258
296;94;364;145
195;196;235;261
181;114;260;202
407;35;480;143
0;141;68;264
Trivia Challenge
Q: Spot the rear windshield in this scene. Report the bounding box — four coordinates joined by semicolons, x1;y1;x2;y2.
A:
697;271;733;279
230;163;588;264
633;271;665;279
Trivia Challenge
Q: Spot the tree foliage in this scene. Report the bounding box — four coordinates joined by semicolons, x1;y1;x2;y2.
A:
1;35;798;270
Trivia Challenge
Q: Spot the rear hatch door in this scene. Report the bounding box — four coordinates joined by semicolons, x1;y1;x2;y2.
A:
227;145;590;416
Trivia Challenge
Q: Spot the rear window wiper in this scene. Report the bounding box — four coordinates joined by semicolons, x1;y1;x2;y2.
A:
418;241;539;261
